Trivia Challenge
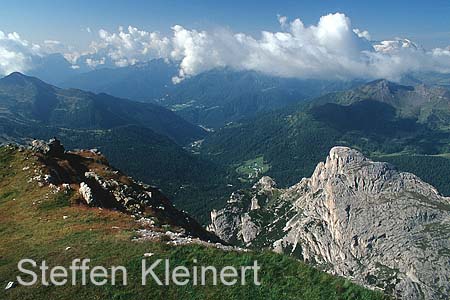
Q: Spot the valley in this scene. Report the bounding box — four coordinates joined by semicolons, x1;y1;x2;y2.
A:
2;62;450;300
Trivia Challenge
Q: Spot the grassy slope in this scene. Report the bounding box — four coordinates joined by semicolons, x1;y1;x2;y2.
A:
0;147;388;300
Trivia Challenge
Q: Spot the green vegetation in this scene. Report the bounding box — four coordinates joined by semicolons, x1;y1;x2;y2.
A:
0;147;388;300
0;72;205;145
236;156;271;181
0;73;244;222
202;86;450;196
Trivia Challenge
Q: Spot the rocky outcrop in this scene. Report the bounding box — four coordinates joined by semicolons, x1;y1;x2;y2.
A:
28;139;221;243
31;138;65;157
209;147;450;299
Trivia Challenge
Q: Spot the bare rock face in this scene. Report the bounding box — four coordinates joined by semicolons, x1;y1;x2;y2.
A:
209;147;450;299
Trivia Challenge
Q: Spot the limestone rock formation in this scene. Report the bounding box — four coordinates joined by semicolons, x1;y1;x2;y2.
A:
209;147;450;299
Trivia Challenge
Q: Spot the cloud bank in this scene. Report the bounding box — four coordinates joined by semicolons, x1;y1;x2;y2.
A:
0;31;41;75
0;31;75;75
2;13;450;83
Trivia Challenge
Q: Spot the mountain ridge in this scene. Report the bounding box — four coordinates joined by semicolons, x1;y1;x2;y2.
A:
61;60;365;128
0;72;205;145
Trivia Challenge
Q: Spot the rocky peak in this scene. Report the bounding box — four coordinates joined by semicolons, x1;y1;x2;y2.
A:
1;72;28;83
209;147;450;299
321;146;367;172
309;146;399;193
366;79;397;93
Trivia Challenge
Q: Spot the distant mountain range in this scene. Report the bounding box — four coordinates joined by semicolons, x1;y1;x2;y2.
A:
201;79;450;195
60;59;364;128
0;72;204;145
26;56;450;129
60;59;178;102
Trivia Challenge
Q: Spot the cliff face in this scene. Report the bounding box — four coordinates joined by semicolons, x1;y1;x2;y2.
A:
209;147;450;299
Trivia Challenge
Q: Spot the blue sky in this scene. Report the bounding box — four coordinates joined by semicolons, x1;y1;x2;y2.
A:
1;0;450;49
2;0;450;81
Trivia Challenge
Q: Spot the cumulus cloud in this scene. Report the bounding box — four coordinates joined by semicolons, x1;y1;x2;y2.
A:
84;25;171;68
0;31;75;76
3;13;450;82
0;31;41;75
353;28;371;41
169;13;376;82
80;13;450;83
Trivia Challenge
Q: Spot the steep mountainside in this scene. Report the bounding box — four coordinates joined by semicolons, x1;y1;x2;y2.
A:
0;141;387;300
0;72;205;145
209;147;450;300
201;80;450;195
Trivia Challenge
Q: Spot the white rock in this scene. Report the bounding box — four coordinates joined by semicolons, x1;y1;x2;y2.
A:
79;182;94;204
5;281;15;290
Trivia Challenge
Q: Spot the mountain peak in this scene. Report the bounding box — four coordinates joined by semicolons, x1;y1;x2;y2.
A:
364;79;414;93
5;71;26;77
2;71;29;81
328;146;365;162
1;71;51;88
209;147;450;298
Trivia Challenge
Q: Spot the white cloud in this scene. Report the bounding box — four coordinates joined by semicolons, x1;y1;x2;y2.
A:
0;31;77;76
2;13;450;82
86;25;171;68
169;13;377;82
0;30;41;75
84;13;450;83
85;57;106;68
353;28;371;41
42;40;69;54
